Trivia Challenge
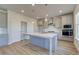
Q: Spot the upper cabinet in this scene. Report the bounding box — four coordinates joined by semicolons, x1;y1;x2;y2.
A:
37;18;48;28
37;19;44;26
53;17;62;29
61;14;73;29
37;13;73;33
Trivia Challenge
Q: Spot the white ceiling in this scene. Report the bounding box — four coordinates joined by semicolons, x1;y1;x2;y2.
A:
0;4;76;19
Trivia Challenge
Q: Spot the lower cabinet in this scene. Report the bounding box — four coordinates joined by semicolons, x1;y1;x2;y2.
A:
30;35;57;50
30;35;45;48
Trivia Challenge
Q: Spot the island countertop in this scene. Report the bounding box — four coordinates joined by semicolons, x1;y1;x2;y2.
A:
22;32;58;39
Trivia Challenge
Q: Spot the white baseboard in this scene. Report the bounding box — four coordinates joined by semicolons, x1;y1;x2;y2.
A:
8;39;21;45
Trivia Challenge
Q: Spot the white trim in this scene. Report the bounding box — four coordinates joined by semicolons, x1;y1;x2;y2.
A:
74;39;79;52
49;38;53;55
8;39;21;45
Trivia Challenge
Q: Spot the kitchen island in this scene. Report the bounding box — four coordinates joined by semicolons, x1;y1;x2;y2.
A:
23;33;58;55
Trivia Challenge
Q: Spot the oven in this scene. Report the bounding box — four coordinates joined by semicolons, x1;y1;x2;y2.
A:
62;29;73;36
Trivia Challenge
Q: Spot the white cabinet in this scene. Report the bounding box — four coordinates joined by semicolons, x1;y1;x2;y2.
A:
53;17;62;28
37;19;49;32
61;14;73;29
61;14;73;41
37;19;44;26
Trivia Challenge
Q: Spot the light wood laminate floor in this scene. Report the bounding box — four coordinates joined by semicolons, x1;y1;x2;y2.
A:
0;40;78;55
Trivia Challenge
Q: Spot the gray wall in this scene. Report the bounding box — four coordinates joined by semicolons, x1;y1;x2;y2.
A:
8;10;37;44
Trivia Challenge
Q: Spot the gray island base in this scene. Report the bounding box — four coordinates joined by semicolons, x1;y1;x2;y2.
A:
26;33;58;55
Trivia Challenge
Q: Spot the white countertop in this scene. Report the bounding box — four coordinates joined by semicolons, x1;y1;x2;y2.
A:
22;32;57;39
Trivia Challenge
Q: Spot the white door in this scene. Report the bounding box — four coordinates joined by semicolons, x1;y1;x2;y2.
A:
21;22;27;40
21;22;27;33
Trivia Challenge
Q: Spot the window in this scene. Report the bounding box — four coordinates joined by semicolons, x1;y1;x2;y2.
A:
75;13;79;40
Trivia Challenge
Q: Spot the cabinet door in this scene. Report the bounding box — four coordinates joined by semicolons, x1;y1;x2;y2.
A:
37;20;44;26
62;14;73;28
30;36;45;48
66;15;73;25
54;17;61;28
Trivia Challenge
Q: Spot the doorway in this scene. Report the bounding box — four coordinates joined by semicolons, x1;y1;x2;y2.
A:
21;21;27;40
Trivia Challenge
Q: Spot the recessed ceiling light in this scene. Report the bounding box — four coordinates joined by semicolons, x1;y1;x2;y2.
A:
21;10;24;13
45;18;48;22
32;4;35;6
32;22;34;24
59;10;62;13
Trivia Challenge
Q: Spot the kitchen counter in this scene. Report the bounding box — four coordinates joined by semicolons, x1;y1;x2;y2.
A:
22;32;58;55
26;33;57;39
